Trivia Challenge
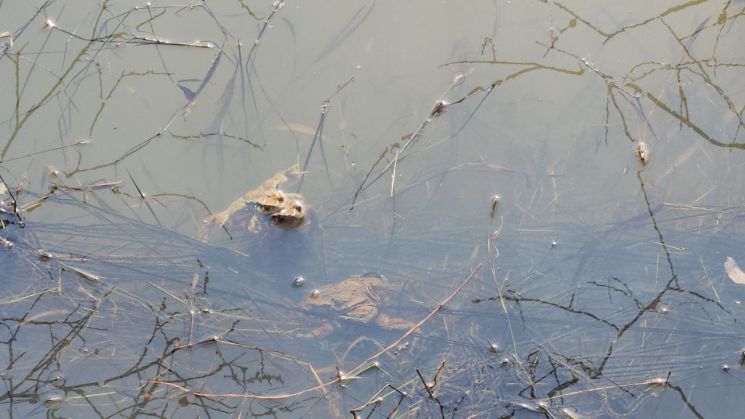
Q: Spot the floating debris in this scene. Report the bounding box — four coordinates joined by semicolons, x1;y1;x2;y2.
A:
396;341;410;353
38;249;54;261
430;100;449;118
725;257;745;285
635;141;650;164
44;395;65;408
47;166;60;180
0;31;11;48
292;275;305;287
490;195;500;218
561;407;581;419
59;262;101;282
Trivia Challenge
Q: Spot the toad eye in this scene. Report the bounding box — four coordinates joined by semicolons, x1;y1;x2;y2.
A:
294;204;302;212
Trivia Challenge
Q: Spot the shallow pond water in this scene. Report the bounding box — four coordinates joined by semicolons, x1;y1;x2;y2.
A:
2;1;745;417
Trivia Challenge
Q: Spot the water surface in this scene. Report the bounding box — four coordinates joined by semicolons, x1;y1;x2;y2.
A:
1;1;745;417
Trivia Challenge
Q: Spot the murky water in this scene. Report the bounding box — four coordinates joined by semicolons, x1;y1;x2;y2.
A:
2;1;745;417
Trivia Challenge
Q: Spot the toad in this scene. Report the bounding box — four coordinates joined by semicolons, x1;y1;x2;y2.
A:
199;166;311;252
300;273;415;337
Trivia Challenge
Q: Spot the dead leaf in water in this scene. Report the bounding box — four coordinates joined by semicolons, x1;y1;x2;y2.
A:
724;257;745;284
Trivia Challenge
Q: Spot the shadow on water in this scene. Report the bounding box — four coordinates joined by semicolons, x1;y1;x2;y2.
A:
2;0;745;417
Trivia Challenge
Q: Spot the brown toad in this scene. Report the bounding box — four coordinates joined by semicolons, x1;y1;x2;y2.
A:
300;273;415;337
200;166;309;241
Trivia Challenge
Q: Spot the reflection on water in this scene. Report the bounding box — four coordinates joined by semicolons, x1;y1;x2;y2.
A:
2;0;745;417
